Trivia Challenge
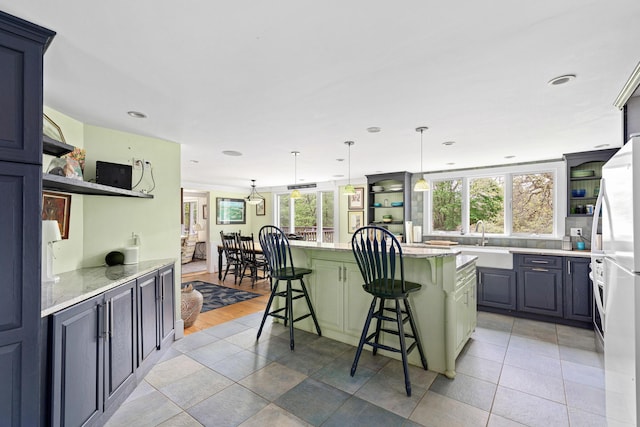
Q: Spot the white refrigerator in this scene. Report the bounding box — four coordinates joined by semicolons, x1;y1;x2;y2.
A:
591;135;640;426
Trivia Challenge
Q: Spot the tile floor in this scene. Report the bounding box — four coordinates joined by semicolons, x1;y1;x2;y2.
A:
106;311;605;427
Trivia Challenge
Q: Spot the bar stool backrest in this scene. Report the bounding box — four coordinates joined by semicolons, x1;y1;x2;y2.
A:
258;225;296;277
351;226;406;295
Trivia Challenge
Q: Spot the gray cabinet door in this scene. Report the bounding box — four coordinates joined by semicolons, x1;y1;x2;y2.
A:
104;280;137;408
477;268;516;310
137;271;159;366
159;265;175;346
51;296;104;427
564;257;592;322
517;267;563;317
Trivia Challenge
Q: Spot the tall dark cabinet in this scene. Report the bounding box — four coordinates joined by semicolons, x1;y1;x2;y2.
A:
0;11;55;426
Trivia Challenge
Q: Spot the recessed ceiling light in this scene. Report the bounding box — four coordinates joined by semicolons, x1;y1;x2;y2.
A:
333;174;344;178
446;162;455;166
222;150;242;156
336;158;345;162
594;144;610;148
442;141;455;146
504;155;516;159
548;74;576;86
127;111;147;118
189;160;199;164
367;127;381;133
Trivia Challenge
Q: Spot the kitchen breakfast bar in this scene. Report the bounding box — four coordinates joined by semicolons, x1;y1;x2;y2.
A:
285;241;477;378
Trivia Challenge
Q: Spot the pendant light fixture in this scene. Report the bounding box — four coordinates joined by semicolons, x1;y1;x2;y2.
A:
245;179;264;205
343;141;356;195
290;151;302;199
414;126;430;192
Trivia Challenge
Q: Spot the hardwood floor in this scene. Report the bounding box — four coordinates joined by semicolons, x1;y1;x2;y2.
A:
180;270;270;335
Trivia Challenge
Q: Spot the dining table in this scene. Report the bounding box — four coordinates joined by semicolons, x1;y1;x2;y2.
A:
217;242;263;280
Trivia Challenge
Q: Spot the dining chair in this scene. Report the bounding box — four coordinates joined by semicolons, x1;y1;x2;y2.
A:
236;233;268;288
257;225;321;350
220;231;242;284
350;226;428;396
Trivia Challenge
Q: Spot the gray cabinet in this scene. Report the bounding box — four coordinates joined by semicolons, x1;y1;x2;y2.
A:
51;294;104;427
564;257;593;322
366;171;412;240
137;270;160;366
51;280;137;427
516;255;563;318
138;265;175;367
0;11;54;426
477;267;516;310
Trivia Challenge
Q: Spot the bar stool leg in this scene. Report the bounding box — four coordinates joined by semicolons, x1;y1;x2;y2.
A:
351;297;378;377
287;280;295;350
395;299;411;397
257;279;279;340
404;297;428;370
299;278;322;337
372;298;385;356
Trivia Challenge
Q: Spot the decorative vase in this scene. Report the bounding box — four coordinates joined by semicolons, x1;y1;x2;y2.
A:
181;284;203;328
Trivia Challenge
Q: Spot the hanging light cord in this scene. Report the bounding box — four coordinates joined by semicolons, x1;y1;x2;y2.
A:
419;128;424;173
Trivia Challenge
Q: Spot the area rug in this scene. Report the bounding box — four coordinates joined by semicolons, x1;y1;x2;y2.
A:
182;281;261;313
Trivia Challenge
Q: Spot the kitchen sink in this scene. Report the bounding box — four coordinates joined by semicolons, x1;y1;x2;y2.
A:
453;245;513;269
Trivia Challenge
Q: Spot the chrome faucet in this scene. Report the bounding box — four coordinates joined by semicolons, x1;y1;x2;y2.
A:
475;220;488;246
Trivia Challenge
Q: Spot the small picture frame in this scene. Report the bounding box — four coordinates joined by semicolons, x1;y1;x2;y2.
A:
43;113;66;143
256;200;265;216
348;211;364;234
203;204;208;219
42;191;71;239
348;187;364;210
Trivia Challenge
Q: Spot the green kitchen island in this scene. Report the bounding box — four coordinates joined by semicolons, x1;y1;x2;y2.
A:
286;241;477;378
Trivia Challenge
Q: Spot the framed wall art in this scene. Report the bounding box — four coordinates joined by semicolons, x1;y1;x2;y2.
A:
348;187;364;210
348;211;364;234
42;191;71;239
216;198;246;225
256;200;265;216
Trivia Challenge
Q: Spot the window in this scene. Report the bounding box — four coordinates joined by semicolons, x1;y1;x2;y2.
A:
276;190;335;242
424;162;563;238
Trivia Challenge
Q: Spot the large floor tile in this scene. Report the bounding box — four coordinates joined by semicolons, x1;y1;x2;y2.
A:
556;324;596;351
202;320;251;339
503;346;562;377
487;414;527;426
238;403;311;427
223;328;262;349
561;359;605;389
187;383;268;427
476;311;514;332
209;349;271;381
276;344;335;376
498;364;565;403
491;386;569;427
471;326;511;347
507;335;559;359
157;412;203;426
249;334;293;361
274;378;351;426
187;340;244;369
559;345;603;368
409;391;489;427
305;336;353;358
239;362;307;401
338;348;391;372
171;331;219;353
354;369;426;418
105;390;182;427
144;354;206;389
323;396;407;427
567;407;608;427
512;318;558;344
462;338;507;363
430;372;497;411
311;354;375;394
158;367;234;409
454;352;503;384
564;379;606;416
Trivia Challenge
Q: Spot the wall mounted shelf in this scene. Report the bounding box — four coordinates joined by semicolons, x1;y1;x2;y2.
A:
42;173;153;198
43;135;74;157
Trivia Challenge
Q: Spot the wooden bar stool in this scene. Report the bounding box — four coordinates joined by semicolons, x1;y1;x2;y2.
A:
350;226;428;396
257;225;321;350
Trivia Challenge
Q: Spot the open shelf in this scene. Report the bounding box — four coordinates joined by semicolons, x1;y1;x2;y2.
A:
42;173;153;198
43;135;74;157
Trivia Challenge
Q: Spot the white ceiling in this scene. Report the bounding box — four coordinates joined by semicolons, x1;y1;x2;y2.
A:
4;1;640;190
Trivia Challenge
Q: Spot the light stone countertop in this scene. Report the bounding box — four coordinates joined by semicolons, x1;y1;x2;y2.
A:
289;240;454;259
414;243;592;258
41;258;175;317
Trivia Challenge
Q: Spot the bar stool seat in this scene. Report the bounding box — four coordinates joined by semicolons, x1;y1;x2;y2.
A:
257;225;321;350
350;226;428;397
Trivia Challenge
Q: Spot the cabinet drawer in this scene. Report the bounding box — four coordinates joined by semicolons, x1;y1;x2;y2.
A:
456;263;476;290
518;254;562;269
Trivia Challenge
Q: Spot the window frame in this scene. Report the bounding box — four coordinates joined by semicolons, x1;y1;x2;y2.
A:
421;161;566;239
273;185;338;242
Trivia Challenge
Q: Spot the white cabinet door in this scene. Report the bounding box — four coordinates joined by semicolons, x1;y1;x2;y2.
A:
311;259;344;332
